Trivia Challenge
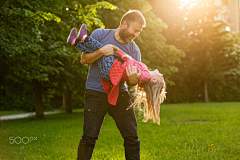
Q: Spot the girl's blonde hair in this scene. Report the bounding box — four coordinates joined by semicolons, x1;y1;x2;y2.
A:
130;80;166;125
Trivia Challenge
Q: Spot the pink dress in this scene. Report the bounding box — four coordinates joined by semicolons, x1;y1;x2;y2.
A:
102;50;150;106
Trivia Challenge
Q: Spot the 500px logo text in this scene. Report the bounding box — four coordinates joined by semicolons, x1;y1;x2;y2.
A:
9;137;37;144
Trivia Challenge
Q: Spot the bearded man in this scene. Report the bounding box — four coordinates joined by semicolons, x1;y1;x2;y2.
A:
77;10;146;160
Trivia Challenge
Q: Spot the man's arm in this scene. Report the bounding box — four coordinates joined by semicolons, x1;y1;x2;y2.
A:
80;50;103;65
126;65;141;86
80;44;118;65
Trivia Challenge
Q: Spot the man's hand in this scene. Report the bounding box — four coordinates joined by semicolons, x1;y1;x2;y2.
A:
126;65;141;86
81;44;118;64
113;46;120;54
100;44;119;56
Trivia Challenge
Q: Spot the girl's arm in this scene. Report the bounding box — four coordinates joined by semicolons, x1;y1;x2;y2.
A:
114;48;134;62
121;54;132;60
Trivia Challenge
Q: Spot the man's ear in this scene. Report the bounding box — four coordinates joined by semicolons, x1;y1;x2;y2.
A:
122;21;128;28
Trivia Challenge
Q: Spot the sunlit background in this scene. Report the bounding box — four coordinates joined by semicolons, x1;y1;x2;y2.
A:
178;0;239;32
180;0;198;4
1;0;240;159
0;0;239;114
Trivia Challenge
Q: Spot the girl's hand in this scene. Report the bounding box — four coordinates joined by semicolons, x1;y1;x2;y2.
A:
126;65;141;86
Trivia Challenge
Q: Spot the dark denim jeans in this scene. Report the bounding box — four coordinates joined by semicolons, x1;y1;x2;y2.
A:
77;89;140;160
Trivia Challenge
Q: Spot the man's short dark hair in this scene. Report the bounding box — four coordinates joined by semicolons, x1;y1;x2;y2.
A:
120;10;146;27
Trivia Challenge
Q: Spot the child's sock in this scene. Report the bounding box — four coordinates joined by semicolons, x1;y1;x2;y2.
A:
71;38;76;45
74;37;88;47
84;36;90;42
82;34;87;41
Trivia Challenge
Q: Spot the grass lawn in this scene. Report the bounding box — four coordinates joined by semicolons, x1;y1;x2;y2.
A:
0;102;239;160
0;109;60;116
0;111;26;116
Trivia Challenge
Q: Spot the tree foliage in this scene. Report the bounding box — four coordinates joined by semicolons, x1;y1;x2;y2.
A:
0;0;117;116
149;0;240;102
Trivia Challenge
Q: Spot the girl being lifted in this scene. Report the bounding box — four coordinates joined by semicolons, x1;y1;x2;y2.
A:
67;24;166;124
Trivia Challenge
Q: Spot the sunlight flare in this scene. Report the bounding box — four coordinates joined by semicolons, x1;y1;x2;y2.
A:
180;0;198;4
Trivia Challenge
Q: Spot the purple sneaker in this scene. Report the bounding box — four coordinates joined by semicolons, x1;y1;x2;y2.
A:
67;28;77;45
77;24;87;41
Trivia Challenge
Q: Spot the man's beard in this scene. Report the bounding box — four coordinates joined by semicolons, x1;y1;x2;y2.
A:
119;28;134;43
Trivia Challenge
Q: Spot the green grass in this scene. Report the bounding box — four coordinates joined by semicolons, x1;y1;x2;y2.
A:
0;111;26;116
0;108;63;116
0;102;239;160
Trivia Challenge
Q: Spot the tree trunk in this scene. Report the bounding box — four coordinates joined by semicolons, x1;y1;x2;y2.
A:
65;89;72;113
34;80;44;119
63;93;66;108
204;78;209;103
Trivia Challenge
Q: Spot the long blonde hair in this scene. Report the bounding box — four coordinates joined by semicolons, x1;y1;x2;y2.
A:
130;80;166;125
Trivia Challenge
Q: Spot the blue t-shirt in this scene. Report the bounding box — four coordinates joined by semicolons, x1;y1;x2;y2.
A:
86;28;141;93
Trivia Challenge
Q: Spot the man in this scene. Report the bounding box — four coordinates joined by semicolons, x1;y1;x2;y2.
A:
78;10;146;160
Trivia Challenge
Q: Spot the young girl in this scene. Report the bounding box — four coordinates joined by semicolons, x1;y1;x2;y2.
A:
67;24;166;124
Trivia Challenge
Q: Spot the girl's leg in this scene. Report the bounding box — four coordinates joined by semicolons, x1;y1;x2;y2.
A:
98;56;115;81
74;36;103;53
74;36;115;81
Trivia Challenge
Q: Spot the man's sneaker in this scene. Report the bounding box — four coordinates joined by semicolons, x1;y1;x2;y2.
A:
77;24;87;41
67;28;77;45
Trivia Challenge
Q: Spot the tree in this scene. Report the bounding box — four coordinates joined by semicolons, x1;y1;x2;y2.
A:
149;0;240;102
0;0;62;118
51;1;117;113
0;0;117;117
